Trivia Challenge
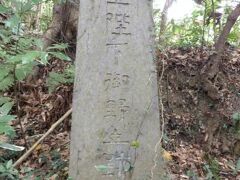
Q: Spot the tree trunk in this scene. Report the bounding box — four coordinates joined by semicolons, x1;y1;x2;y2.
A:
42;0;79;50
35;3;42;31
215;4;240;52
201;3;240;100
159;0;175;44
28;1;79;82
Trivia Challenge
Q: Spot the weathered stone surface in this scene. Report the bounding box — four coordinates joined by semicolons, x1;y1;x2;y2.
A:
69;0;165;179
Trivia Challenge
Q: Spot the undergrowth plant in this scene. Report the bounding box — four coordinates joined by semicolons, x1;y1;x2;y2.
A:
0;0;71;150
155;2;240;49
47;64;74;93
0;97;15;138
232;112;240;133
204;155;221;180
0;160;19;179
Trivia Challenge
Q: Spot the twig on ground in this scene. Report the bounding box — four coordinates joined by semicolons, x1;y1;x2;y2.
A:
13;108;72;168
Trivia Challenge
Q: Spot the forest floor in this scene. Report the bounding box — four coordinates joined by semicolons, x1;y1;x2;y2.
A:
3;46;240;179
157;47;240;179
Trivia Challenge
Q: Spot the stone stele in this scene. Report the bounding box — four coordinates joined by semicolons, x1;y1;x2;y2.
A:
69;0;165;179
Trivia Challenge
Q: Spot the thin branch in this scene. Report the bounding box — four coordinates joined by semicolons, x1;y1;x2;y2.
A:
159;0;175;44
201;0;207;51
215;3;240;53
13;108;72;168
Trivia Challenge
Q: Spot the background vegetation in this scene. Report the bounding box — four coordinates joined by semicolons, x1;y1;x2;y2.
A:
0;0;239;179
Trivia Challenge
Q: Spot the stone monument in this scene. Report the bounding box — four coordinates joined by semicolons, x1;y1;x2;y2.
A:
69;0;164;179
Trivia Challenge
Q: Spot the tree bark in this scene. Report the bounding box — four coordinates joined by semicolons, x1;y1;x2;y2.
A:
215;3;240;52
159;0;175;44
35;3;42;31
42;1;79;50
201;3;240;100
29;1;79;82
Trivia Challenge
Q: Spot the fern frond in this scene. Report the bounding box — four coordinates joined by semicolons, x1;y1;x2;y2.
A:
15;63;34;81
0;67;11;82
0;116;15;137
46;65;75;93
0;74;14;92
47;72;67;93
0;97;12;106
0;98;15;137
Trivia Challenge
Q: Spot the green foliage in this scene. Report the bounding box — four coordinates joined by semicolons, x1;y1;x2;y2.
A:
204;156;221;180
26;150;69;178
0;0;71;144
0;66;14;92
0;160;19;179
230;158;240;175
220;3;240;47
0;97;15;138
236;158;240;173
186;169;199;179
0;2;50;146
232;112;240;133
39;0;54;32
232;112;240;124
47;65;74;92
0;1;72;177
155;1;240;49
157;9;204;49
0;0;71;93
0;2;45;93
130;140;140;148
204;164;214;179
47;43;72;61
